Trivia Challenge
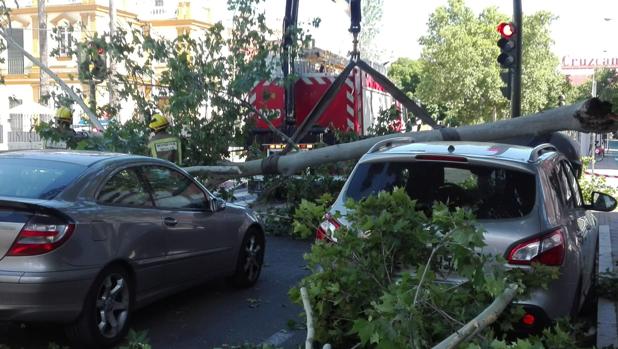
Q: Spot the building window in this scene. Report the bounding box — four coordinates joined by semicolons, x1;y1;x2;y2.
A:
155;0;164;6
7;28;24;74
8;97;23;132
57;25;73;56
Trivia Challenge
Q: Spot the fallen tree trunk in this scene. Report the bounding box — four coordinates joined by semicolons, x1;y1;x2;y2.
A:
432;284;519;349
185;98;617;177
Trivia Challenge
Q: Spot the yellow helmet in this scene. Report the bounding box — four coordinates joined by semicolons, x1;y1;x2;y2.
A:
55;106;73;124
149;113;169;132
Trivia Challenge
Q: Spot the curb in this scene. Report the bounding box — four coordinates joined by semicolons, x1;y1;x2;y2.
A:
585;170;618;179
597;224;618;348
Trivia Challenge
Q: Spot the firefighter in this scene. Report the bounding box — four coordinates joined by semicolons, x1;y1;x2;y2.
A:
54;106;76;135
147;113;182;165
43;106;78;149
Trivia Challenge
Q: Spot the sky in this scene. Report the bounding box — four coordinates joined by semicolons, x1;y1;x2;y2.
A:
254;0;618;64
378;0;618;61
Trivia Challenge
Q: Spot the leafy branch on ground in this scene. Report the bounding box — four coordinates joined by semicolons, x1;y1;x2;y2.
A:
254;169;346;237
290;188;583;348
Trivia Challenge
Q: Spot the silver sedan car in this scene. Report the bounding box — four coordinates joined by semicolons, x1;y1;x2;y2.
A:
0;150;265;348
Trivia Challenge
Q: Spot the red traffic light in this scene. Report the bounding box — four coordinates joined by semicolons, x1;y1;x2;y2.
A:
97;47;105;55
497;22;516;39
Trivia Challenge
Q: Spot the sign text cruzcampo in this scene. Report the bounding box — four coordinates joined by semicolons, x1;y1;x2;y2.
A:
561;55;618;69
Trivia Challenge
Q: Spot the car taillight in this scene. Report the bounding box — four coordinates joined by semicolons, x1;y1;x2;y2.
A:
316;213;341;242
521;313;536;326
507;228;565;266
7;221;75;256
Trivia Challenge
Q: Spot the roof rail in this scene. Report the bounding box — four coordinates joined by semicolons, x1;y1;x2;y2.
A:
367;137;414;154
528;143;558;163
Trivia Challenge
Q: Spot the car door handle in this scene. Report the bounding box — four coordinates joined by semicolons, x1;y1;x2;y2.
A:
163;217;178;226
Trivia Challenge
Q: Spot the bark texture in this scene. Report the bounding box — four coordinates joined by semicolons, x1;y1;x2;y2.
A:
432;284;519;349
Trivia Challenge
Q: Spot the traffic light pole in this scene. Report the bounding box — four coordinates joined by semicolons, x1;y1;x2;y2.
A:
511;0;522;117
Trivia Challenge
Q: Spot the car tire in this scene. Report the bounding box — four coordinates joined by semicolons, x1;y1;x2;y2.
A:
65;265;133;348
230;228;265;288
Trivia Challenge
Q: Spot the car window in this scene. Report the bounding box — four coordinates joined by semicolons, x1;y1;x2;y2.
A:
562;161;583;207
444;167;478;188
345;161;535;219
556;162;574;209
142;166;208;210
540;167;560;224
0;158;86;199
98;169;153;207
547;166;565;207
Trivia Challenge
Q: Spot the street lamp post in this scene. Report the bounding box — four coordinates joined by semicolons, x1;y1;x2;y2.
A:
590;17;613;175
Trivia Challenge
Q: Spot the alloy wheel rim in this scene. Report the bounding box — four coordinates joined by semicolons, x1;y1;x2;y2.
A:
95;273;130;339
243;235;263;282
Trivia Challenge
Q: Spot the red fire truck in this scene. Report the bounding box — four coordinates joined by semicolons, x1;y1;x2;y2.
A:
249;63;403;153
246;0;431;154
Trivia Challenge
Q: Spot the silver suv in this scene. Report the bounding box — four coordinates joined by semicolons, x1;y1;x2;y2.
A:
318;140;617;331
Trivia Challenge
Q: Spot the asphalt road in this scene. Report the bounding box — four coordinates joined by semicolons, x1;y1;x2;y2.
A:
0;236;313;349
592;154;618;170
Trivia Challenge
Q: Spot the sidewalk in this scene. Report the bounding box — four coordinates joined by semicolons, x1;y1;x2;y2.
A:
595;212;618;348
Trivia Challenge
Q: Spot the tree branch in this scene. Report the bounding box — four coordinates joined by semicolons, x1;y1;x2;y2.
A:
413;246;440;306
300;287;315;349
432;284;519;349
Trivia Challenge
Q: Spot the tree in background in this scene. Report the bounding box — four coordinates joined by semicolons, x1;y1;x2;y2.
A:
414;0;571;125
387;57;423;98
32;0;314;165
575;68;618;112
358;0;384;62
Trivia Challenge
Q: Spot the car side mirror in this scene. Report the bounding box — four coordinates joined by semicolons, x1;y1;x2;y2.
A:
587;192;617;212
212;197;226;212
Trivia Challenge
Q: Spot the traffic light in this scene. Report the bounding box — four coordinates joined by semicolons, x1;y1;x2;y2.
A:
496;22;517;68
78;41;107;82
497;22;517;101
91;46;106;80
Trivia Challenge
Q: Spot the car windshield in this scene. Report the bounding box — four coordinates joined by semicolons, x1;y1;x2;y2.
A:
0;158;86;199
345;161;536;219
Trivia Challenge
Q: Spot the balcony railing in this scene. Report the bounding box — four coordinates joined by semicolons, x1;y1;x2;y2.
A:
7;56;24;75
147;5;178;19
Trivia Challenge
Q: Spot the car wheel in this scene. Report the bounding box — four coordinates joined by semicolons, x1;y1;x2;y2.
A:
65;265;133;348
230;228;265;288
